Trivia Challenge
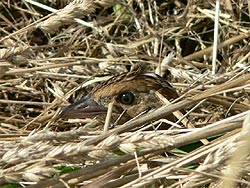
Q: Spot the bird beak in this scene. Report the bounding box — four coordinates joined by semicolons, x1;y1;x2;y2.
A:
58;94;107;119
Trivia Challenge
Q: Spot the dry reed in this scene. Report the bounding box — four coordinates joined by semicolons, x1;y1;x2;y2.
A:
0;0;250;187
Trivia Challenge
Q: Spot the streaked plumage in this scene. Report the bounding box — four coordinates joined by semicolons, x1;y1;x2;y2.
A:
59;65;179;125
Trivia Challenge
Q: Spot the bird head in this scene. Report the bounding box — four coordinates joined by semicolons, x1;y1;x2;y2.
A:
58;65;179;124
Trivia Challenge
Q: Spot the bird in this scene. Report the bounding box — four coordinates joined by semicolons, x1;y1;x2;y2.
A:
58;64;179;127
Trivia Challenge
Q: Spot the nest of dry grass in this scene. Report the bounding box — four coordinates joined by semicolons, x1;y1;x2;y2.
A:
1;0;250;187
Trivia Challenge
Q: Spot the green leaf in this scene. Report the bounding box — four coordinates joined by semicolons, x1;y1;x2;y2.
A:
113;4;131;20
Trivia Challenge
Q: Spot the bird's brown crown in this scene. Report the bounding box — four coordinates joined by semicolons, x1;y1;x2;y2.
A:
59;64;179;124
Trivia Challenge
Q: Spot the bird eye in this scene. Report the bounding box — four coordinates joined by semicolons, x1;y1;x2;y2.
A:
117;92;135;105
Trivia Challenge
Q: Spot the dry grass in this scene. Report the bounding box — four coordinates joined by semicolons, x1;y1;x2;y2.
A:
1;0;250;187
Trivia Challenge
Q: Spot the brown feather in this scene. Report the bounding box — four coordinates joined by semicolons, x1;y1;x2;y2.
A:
59;65;179;126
